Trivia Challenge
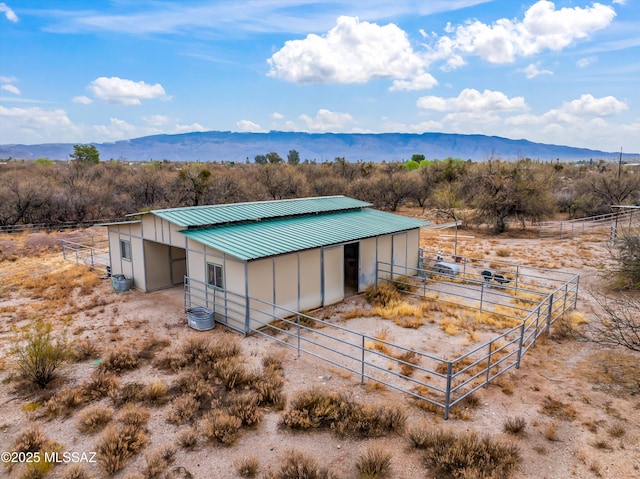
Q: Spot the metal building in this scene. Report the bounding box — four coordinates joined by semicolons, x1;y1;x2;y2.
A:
105;196;427;331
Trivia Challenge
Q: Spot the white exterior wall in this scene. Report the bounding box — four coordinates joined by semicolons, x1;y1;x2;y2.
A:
322;245;344;305
107;222;146;291
359;237;377;290
299;249;321;311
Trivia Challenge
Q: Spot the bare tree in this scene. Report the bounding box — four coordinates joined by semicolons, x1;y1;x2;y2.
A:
588;292;640;352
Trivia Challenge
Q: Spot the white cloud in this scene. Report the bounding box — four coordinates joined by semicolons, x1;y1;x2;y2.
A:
271;112;284;120
0;3;18;23
92;118;136;140
236;120;265;132
612;0;627;5
174;123;207;133
267;16;424;84
72;95;92;105
298;109;354;132
428;0;616;67
417;88;527;112
389;72;438;91
0;106;74;142
521;62;553;79
87;77;167;105
143;114;169;126
576;56;597;68
0;75;17;83
556;93;627;117
1;84;20;95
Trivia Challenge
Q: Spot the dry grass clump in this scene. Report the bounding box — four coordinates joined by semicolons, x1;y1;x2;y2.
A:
97;406;149;475
111;382;146;405
176;427;198;449
12;425;49;453
144;380;169;405
167;395;201;425
143;444;176;479
472;310;522;329
100;344;139;373
234;455;261;478
76;404;114;433
10;425;62;478
342;307;370;319
279;388;405;438
212;357;258;390
495;247;511;257
227;392;263;427
70;337;101;362
607;423;626;438
393;350;420;377
263;449;336;479
43;385;90;418
355;446;393;479
262;352;284;371
392;275;417;293
365;282;401;306
552;311;588;339
409;427;521;479
253;369;286;409
171;371;214;402
83;370;120;400
503;416;527;436
199;408;243;446
60;464;95;479
540;396;578;421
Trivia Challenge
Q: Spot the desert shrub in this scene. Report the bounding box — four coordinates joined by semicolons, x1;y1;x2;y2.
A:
280;388;405;437
167;395;201;425
266;450;335;479
495;248;511;257
553;311;588;339
393;275;417;293
12;320;68;388
415;428;521;479
233;455;260;478
43;386;89;417
228;392;263;427
111;382;146;405
171;371;214;401
97;423;148;475
199;409;242;446
406;420;433;449
153;348;187;371
213;357;257;390
253;370;286;409
70;337;100;362
60;464;95;479
100;345;139;373
503;417;526;436
176;427;198;449
143;444;176;479
540;396;577;421
355;446;393;478
83;370;120;400
144;380;169;405
137;335;171;361
76;405;114;433
12;425;48;452
607;423;625;438
119;405;150;428
262;352;284;371
365;282;400;307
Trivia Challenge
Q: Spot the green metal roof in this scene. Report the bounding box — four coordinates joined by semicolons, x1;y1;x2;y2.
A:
151;196;371;228
179;208;429;261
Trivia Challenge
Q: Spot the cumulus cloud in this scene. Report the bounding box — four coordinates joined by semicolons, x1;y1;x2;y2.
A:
1;84;20;95
0;105;72;127
389;72;438;91
0;75;17;83
556;93;627;117
236;119;265;132
87;76;167;105
271;112;284;120
92;117;136;139
299;109;354;132
0;3;18;22
428;0;616;67
174;123;207;133
577;56;597;68
72;95;92;104
267;16;424;84
417;88;527;112
521;62;553;79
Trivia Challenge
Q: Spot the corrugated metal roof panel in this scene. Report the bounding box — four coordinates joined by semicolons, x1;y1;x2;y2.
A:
152;196;371;228
179;209;429;260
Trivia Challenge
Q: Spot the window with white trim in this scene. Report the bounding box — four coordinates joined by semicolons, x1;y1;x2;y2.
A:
207;263;224;289
120;240;132;261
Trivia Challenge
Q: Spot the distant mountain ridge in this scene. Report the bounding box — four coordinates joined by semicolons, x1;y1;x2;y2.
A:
1;131;636;162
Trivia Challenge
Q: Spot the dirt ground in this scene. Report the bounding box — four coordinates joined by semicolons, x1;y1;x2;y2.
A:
0;226;639;479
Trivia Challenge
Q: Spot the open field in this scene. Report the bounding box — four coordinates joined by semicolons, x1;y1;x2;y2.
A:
1;228;639;479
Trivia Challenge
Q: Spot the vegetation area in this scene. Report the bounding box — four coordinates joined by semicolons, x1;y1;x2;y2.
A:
1;153;638;233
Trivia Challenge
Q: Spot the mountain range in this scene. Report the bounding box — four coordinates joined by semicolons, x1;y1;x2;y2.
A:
1;131;637;163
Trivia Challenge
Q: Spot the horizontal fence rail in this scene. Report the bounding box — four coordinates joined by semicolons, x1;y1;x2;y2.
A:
0;219;113;234
183;252;579;419
61;235;110;270
538;210;637;239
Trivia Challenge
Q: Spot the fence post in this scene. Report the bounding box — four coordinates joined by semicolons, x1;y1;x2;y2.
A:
515;265;519;291
516;322;525;368
562;283;568;314
479;281;485;312
297;315;301;357
546;293;554;333
573;277;579;309
444;361;453;420
361;336;366;384
533;307;541;347
485;341;493;388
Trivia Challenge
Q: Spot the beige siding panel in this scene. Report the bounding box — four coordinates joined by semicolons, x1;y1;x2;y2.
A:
359;237;377;290
406;229;420;273
222;259;247;331
144;241;171;291
392;233;408;276
323;246;344;306
130;236;146;291
108;230;122;276
377;235;392;280
161;218;171;245
275;254;298;315
170;246;187;285
248;259;274;329
299;249;322;311
141;215;157;241
188;251;206;284
170;222;185;248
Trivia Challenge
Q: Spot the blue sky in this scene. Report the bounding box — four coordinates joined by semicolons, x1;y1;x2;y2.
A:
1;0;639;153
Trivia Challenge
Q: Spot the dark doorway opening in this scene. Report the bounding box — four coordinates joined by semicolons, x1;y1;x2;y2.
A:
344;242;359;296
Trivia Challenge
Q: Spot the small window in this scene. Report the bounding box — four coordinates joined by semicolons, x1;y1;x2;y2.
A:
207;263;224;289
120;240;132;261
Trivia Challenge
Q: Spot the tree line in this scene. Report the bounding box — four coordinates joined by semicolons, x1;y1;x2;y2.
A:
0;149;638;233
